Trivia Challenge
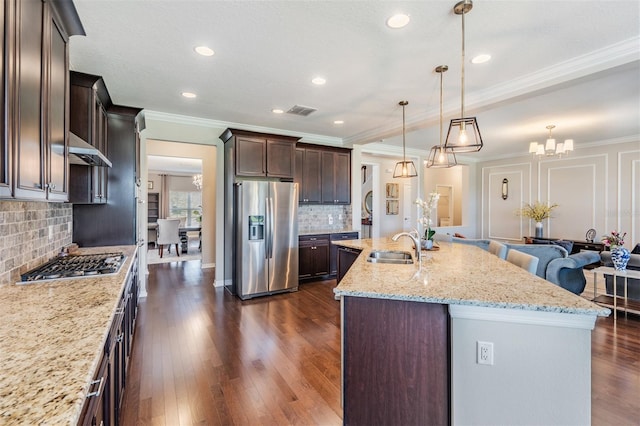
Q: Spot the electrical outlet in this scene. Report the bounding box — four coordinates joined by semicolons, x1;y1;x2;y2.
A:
338;213;343;220
328;214;333;225
477;341;494;365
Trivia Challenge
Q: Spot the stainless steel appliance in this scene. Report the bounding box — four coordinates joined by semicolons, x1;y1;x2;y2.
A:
20;253;126;283
234;181;298;299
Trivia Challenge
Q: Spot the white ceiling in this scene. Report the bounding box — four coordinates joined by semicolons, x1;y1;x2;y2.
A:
69;1;640;160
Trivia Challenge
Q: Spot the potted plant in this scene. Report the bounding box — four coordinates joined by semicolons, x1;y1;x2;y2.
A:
415;192;440;249
602;230;629;270
517;201;558;238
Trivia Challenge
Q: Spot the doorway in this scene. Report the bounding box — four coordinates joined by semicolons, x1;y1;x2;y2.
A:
147;155;203;264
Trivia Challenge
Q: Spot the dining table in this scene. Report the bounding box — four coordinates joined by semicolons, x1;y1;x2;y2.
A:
179;226;201;253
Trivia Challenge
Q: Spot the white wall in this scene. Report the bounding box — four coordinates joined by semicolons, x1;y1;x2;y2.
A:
477;140;640;247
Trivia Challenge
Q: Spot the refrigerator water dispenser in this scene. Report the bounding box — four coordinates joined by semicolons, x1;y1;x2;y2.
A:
248;215;264;240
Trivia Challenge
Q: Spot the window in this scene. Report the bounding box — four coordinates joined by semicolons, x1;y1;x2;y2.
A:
169;190;202;227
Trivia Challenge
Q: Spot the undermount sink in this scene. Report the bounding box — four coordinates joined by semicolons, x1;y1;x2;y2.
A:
367;250;414;264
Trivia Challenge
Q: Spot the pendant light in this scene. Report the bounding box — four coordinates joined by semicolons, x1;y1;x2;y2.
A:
393;101;418;178
427;65;458;168
443;0;483;153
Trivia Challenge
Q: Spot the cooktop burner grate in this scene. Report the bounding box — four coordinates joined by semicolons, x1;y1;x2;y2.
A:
20;252;126;282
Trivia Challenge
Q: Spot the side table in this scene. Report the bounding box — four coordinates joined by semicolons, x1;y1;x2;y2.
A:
591;266;640;320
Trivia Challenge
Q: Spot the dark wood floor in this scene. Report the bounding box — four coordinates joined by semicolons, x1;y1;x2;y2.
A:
121;261;640;425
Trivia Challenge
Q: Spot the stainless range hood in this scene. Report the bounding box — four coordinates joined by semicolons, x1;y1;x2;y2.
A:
68;132;112;167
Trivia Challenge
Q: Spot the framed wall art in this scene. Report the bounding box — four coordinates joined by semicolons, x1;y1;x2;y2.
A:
386;183;399;199
386;200;399;215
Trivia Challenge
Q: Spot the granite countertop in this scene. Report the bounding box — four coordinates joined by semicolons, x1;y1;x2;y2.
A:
0;245;138;425
298;228;359;236
333;238;609;316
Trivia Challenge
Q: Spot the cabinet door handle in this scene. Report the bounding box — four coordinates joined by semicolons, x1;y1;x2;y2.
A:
86;376;105;398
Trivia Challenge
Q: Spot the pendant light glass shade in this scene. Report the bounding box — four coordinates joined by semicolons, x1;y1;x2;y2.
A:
443;0;483;153
427;65;457;168
393;101;418;178
393;161;418;178
427;146;457;168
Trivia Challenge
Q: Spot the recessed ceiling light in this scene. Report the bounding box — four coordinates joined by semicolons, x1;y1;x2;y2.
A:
312;77;326;85
333;120;344;125
386;13;410;29
471;54;491;64
194;46;214;56
272;108;284;114
181;92;197;98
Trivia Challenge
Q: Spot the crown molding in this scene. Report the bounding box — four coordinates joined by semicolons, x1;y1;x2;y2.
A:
142;110;344;146
463;36;640;113
343;37;640;146
472;134;640;163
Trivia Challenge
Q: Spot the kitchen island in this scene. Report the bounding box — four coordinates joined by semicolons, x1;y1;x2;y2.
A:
333;238;609;426
0;245;138;425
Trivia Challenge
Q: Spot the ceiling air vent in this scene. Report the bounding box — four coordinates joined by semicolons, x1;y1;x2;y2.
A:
287;105;317;116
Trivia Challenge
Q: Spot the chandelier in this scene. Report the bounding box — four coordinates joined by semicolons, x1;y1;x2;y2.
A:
528;125;574;158
192;174;203;190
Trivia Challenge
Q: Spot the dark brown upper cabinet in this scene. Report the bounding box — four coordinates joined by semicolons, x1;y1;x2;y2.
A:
295;145;322;204
296;143;351;205
322;150;350;204
4;0;84;201
68;72;111;204
0;0;11;198
220;129;300;179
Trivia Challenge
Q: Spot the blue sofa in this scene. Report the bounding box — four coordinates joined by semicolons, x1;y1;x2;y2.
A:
503;243;600;294
451;237;600;294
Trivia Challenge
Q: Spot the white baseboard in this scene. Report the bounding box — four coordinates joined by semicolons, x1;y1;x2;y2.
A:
201;262;215;269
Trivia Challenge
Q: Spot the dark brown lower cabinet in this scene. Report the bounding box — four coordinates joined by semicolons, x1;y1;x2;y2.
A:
299;234;330;280
79;254;138;426
336;246;361;283
80;354;108;426
342;297;450;426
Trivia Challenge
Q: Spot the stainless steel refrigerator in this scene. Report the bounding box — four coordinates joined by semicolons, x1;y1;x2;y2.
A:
233;181;298;299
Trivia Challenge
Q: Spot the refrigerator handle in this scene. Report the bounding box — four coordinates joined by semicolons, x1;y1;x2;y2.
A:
267;197;275;259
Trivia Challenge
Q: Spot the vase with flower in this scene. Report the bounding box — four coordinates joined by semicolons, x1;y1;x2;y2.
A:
516;201;558;238
602;230;630;270
415;192;440;250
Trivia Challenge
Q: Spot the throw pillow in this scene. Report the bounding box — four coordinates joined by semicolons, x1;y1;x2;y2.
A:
632;244;640;255
531;238;552;245
551;239;574;254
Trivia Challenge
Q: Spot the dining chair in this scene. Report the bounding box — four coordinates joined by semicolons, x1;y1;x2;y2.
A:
506;249;539;275
489;240;508;260
156;219;181;258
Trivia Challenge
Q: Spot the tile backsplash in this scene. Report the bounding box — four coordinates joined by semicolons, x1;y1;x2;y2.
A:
0;201;72;285
298;204;353;233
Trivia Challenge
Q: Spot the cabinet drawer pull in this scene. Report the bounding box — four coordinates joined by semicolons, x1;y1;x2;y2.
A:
86;376;105;398
116;333;124;343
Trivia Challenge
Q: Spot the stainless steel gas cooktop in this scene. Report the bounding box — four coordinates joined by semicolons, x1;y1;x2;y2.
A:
20;252;126;283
